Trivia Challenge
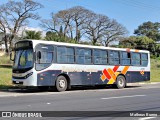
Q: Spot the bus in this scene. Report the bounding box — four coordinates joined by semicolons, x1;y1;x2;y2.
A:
11;40;150;92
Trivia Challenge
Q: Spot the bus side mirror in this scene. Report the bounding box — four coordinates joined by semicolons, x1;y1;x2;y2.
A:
37;51;41;60
10;49;14;61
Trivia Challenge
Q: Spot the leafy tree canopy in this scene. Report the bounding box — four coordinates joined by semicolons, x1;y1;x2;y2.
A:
119;36;155;50
134;21;160;42
23;30;42;40
45;31;77;43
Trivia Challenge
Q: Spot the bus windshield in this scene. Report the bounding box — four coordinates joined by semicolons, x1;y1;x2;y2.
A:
13;49;33;69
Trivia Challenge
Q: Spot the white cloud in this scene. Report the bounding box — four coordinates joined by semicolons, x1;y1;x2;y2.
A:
24;26;43;32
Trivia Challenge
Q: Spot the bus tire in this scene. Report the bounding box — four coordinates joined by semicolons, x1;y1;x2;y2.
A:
55;76;67;92
116;75;126;89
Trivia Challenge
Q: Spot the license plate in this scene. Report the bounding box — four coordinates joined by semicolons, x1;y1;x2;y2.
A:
16;81;19;83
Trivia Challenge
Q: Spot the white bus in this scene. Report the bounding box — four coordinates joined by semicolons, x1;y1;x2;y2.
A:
11;40;150;91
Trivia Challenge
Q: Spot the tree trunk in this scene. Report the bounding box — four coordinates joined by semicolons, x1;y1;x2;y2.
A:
92;38;97;45
76;24;78;42
3;35;9;54
105;41;109;47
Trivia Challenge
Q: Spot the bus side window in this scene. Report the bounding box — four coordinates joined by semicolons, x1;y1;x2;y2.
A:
84;49;92;64
57;46;65;63
66;47;74;63
57;47;75;63
93;50;107;64
76;48;85;64
35;44;54;71
131;52;141;66
121;52;131;65
108;51;120;65
76;48;92;64
141;53;148;66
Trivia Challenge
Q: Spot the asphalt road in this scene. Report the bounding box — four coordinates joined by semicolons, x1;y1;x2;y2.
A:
0;83;160;120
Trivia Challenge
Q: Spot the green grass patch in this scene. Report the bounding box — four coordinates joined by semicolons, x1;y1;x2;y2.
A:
0;55;13;65
150;58;160;82
0;66;12;89
0;55;13;89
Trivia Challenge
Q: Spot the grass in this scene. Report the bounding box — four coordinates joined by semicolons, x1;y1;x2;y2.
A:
0;55;159;89
0;54;13;89
150;58;160;82
0;66;12;89
0;55;13;65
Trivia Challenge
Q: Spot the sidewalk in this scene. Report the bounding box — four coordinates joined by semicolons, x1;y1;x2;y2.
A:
127;82;160;85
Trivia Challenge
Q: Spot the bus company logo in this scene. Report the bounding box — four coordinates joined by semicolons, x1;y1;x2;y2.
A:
101;66;130;84
140;70;144;75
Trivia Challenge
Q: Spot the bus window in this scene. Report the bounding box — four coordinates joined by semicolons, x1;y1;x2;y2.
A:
141;53;148;66
38;51;52;63
108;51;120;65
94;50;107;64
76;48;92;64
66;47;74;63
57;47;65;63
57;47;74;63
121;51;131;65
35;45;54;71
131;52;140;66
13;49;33;69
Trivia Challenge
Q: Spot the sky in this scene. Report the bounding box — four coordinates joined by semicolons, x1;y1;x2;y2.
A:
1;0;160;36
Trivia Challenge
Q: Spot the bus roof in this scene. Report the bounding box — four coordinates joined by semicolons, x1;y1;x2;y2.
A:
20;39;150;53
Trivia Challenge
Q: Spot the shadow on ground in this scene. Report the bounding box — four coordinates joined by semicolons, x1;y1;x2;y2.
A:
0;84;141;94
0;65;12;68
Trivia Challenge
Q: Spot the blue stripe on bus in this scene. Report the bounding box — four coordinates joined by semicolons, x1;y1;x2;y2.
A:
37;70;150;86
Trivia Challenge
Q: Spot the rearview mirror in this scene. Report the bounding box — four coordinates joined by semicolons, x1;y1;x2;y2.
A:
10;49;15;61
37;51;41;60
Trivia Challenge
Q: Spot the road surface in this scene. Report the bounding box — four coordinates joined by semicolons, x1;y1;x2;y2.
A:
0;83;160;120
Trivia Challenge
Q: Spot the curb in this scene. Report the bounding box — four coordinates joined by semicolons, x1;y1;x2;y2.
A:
128;82;160;85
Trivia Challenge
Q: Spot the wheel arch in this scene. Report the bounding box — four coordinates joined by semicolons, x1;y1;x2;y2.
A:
116;73;126;81
115;73;127;88
56;73;71;90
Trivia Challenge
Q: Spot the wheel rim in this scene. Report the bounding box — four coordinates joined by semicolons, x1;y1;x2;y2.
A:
59;79;66;88
118;77;124;87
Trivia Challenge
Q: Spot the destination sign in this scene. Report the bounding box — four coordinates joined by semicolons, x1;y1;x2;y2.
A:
15;41;32;49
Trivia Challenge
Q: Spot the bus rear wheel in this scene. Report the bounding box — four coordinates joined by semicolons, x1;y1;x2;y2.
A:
116;75;126;89
55;76;67;92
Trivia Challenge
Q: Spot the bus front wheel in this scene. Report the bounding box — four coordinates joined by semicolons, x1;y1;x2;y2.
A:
116;75;126;89
55;76;67;92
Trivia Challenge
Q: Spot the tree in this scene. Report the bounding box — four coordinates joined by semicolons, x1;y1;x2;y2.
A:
45;31;60;41
134;21;160;41
45;31;76;43
41;6;93;43
69;6;92;42
0;0;43;54
23;30;42;40
41;11;72;40
41;6;127;45
84;15;127;46
84;14;109;45
101;20;127;46
119;36;155;50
